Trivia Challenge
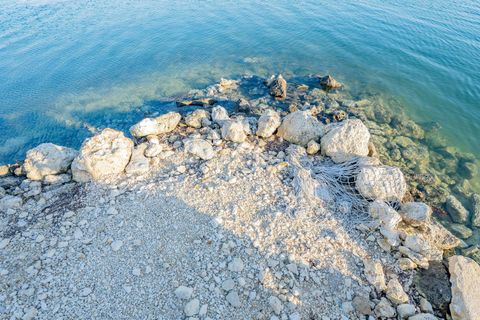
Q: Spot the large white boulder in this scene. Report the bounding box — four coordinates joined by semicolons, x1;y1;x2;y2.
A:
321;119;370;163
277;111;323;146
448;255;480;320
256;109;281;138
356;165;407;201
221;120;247;143
184;138;215;160
24;143;77;180
71;129;134;182
129;112;181;138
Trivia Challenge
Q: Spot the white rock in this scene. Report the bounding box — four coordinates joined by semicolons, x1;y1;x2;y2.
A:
0;195;22;211
212;106;229;124
111;240;123;252
306;140;320;155
408;314;438;320
363;259;386;292
277;111;324;146
448;255;480;320
71;129;134;182
256;109;281;138
184;138;215;160
175;286;194;300
386;278;409;304
269;296;284;315
24;143;78;180
320;119;370;163
221;120;247;143
129;112;181;138
369;201;402;246
125;144;150;174
228;258;244;272
356;165;407;201
185;109;210;128
184;298;200;316
399;202;432;226
226;290;241;307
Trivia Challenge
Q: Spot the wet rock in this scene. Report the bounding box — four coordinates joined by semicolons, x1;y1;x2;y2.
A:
24;143;78;180
414;261;451;315
321;119;370;163
221;120;247;143
277;111;324;146
256;109;281;138
399;202;432;226
448;223;472;240
268;74;287;99
212;106;230;124
176;98;216;107
319;75;342;89
125;144;150;175
356;165;407;201
471;194;480;227
129;112;181;138
185;109;210;128
448;255;480;320
184;138;215;160
71;128;134;182
445;195;469;224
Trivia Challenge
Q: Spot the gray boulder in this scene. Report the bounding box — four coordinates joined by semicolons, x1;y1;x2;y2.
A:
400;202;432;226
445;195;469;224
221;120;247;143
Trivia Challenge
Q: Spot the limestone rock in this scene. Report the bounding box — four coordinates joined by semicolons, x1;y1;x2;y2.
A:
268;296;284;315
129;112;181;138
386;278;409;304
397;304;416;319
221;120;247;143
184;138;215;160
445;195;469;224
306;140;320;155
448;255;480;320
321;119;370;163
364;259;386;292
374;297;396;318
175;286;193;300
0;195;22;211
125;144;150;174
400;202;432;226
368;201;402;246
277;111;324;146
408;314;438;320
356;165;407;201
71;129;134;182
24;143;77;180
226;291;241;307
319;75;342;89
268;74;287;99
212;106;229;124
185;109;210;128
256;109;281;138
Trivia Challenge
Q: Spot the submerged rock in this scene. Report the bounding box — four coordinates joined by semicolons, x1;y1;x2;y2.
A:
319;75;342;89
184;138;215;160
471;194;480;227
356;165;407;201
129;112;181;138
448;255;480;320
268;74;287;99
320;119;370;163
24;143;77;181
277;111;324;146
256;109;281;138
445;195;469;224
71;129;134;182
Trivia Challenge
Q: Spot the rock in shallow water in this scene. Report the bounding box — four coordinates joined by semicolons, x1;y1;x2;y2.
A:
448;255;480;320
24;143;77;180
319;75;342;89
71;128;133;182
321;119;370;163
445;195;469;224
129;112;181;138
268;74;287;99
277;111;323;146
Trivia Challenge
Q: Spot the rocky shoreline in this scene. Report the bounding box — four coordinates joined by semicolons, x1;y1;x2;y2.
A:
0;74;479;319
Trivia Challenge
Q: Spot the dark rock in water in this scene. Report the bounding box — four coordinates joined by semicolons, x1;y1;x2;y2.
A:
471;194;480;227
414;261;451;315
445;195;469;224
176;98;216;107
237;98;251;112
458;160;478;180
268;74;287;100
319;75;342;89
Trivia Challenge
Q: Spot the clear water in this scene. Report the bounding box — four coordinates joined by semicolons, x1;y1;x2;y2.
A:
0;0;479;164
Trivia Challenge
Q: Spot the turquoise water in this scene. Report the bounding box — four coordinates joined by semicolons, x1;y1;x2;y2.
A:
0;0;479;164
